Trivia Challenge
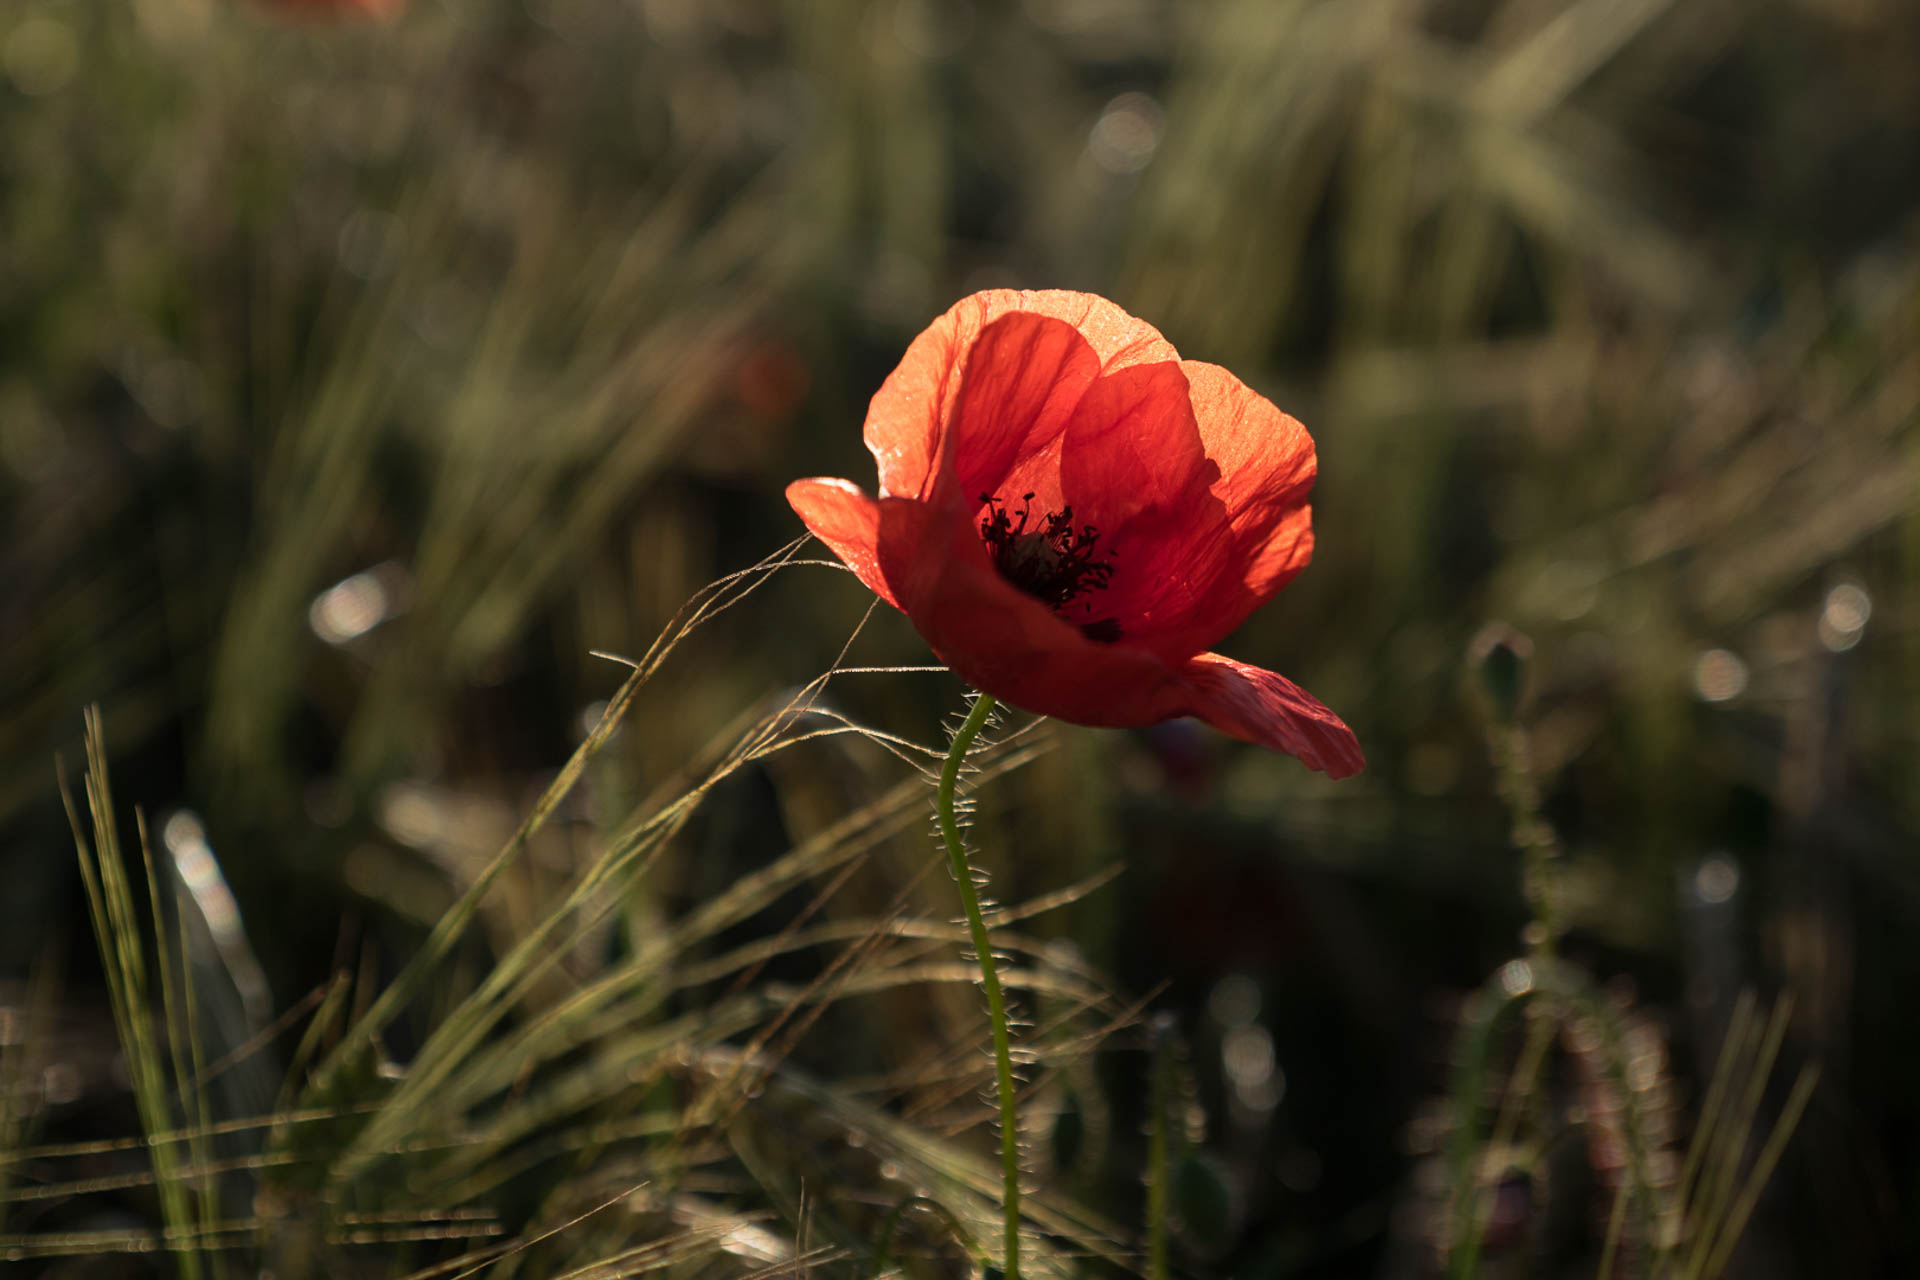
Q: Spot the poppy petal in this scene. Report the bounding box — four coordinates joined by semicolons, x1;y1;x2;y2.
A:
1173;652;1365;778
873;499;1194;721
1182;360;1318;606
943;314;1100;509
1012;360;1237;652
863;290;1178;502
889;520;1362;778
1057;360;1217;530
930;589;1194;728
786;478;900;611
1183;362;1317;522
1092;361;1320;658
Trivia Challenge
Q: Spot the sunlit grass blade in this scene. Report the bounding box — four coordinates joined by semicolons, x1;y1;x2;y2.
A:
59;708;208;1279
1677;995;1814;1280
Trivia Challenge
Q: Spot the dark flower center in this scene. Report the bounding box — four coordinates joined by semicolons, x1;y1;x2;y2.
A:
978;492;1122;641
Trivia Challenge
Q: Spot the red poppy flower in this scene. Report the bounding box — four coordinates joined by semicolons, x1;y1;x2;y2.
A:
788;290;1363;778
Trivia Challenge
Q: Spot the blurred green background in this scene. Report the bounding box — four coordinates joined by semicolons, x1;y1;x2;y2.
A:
3;0;1918;1275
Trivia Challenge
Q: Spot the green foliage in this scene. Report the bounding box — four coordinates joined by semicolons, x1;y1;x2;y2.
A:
38;678;1136;1275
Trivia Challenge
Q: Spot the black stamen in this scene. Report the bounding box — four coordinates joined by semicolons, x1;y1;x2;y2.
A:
978;493;1120;634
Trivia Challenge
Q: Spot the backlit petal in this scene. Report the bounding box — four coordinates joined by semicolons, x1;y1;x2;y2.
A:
1036;360;1238;651
1183;360;1318;607
862;290;1177;501
1056;361;1216;530
943;314;1099;508
888;507;1197;723
890;527;1363;779
1173;652;1365;778
786;478;899;610
1094;361;1319;657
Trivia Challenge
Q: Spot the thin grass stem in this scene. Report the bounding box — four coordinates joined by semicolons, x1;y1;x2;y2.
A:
874;1194;989;1278
1595;1176;1629;1280
1700;1063;1818;1279
1667;990;1756;1251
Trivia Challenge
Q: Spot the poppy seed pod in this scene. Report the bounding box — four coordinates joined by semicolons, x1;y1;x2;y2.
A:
1470;623;1534;724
